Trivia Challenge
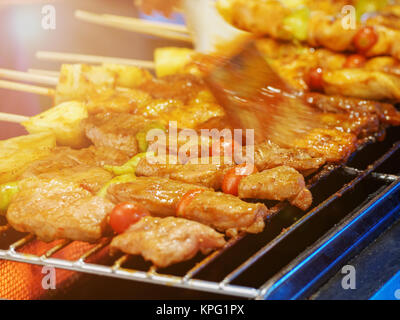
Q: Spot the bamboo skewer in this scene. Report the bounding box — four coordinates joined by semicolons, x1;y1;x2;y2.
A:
36;51;155;69
75;10;192;43
102;13;190;34
0;112;28;123
0;80;55;96
28;68;60;78
0;68;58;86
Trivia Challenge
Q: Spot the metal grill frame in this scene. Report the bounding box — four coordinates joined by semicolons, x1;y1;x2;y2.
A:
1;138;400;299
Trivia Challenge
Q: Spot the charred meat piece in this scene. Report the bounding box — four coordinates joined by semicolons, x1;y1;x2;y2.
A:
110;216;226;268
107;177;269;235
138;74;207;104
292;128;358;163
21;146;129;179
322;69;400;102
20;146;128;192
238;166;312;211
318;112;380;138
135;157;233;189
107;177;209;217
23;165;112;194
252;141;326;173
7;177;113;242
181;190;268;235
83;113;151;157
305;93;400;127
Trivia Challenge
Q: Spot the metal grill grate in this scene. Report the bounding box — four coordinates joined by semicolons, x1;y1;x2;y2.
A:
1;128;400;299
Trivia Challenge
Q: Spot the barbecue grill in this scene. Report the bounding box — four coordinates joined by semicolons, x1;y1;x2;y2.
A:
1;126;399;300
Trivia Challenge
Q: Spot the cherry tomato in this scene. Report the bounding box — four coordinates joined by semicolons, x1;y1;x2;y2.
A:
109;202;150;234
222;163;258;196
176;189;206;217
306;67;324;92
353;26;378;54
343;54;367;68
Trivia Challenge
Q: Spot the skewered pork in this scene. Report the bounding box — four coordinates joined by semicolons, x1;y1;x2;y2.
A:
7;177;113;242
107;177;269;235
238;166;312;211
110;216;226;268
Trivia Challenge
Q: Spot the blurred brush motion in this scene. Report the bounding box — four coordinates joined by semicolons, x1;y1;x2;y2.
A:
205;41;322;146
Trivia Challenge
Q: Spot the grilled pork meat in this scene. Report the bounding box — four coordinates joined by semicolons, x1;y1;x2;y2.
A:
318;113;380;138
306;93;400;127
136;158;312;210
238;166;312;211
135;156;233;189
7;177;113;242
107;177;269;235
220;0;400;59
21;146;129;179
23;165;112;194
110;216;226;268
83;113;151;157
252;141;326;173
292;128;358;163
256;38;400;102
107;177;209;216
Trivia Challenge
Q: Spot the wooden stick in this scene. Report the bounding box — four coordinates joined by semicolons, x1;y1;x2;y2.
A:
28;68;60;78
0;112;29;123
36;51;155;69
102;13;190;34
0;68;58;86
75;10;192;43
0;80;55;96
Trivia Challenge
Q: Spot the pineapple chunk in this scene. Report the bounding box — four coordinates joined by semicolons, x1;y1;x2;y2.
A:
102;63;153;88
154;47;196;77
22;101;90;148
0;132;56;184
55;64;117;104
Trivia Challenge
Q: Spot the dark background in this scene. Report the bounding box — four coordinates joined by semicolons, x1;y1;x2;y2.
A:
0;0;188;140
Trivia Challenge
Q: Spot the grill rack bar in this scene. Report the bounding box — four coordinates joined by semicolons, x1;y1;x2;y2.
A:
0;136;399;298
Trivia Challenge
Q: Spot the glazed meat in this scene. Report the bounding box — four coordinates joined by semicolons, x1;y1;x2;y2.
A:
23;165;112;194
7;177;113;242
136;157;312;209
256;38;400;102
135;156;233;189
180;189;268;235
318;113;380;138
306;93;400;127
322;69;400;102
292;128;358;163
20;146;128;192
238;166;312;211
252;141;326;173
107;177;209;216
107;177;269;235
21;146;129;179
110;216;226;268
219;0;400;59
83;113;150;157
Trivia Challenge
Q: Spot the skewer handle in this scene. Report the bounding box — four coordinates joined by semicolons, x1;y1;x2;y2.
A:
0;112;29;123
75;10;192;43
36;51;155;69
0;68;58;86
0;80;55;96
